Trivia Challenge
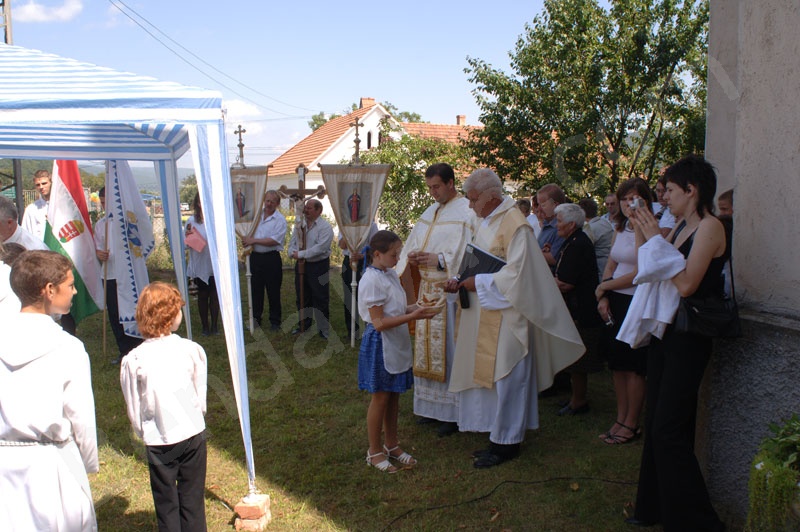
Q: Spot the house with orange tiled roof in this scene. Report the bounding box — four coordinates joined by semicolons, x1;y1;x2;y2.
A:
267;97;479;219
266;98;400;211
400;114;476;146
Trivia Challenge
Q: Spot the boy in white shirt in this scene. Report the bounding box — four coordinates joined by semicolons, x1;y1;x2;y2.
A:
120;282;207;531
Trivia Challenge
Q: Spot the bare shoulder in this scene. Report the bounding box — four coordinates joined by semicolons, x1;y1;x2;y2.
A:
696;215;726;256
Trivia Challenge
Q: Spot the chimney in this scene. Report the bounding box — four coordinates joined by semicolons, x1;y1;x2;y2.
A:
360;97;376;109
456;115;466;126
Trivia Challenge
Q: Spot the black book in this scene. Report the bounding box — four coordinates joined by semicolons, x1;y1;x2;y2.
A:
457;243;507;308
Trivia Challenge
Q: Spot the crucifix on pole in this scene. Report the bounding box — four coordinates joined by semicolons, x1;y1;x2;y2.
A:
232;124;246;169
350;119;364;164
278;163;325;333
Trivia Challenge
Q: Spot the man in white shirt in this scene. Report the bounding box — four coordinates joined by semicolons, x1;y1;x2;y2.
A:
601;193;620;228
95;187;143;362
21;169;51;241
0;197;47;251
578;197;614;279
241;190;287;331
288;199;334;339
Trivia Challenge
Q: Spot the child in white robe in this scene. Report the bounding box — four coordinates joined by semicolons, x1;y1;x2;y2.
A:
0;250;98;531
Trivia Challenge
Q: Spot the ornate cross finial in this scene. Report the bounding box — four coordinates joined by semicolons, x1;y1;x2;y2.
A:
350;120;365;164
233;124;247;168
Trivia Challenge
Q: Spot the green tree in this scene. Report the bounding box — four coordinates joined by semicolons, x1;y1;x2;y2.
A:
180;174;198;205
307;101;424;132
465;0;708;195
359;120;470;239
307;111;341;132
381;101;424;124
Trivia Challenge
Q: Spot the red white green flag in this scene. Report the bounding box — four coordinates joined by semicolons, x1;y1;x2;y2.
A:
44;160;103;323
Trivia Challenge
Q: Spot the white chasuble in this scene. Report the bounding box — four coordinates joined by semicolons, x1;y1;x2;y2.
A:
449;197;585;393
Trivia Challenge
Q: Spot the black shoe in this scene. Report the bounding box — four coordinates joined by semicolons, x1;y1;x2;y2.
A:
473;452;518;469
473;442;520;466
437;422;458;437
319;331;329;340
416;416;437;425
471;448;492;459
557;403;590;416
624;517;658;527
270;324;280;332
201;327;210;336
291;327;302;335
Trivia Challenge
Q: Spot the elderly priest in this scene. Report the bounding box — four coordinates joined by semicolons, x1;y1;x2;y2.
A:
445;168;585;468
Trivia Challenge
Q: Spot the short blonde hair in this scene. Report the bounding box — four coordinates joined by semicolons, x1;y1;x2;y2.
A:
135;282;184;338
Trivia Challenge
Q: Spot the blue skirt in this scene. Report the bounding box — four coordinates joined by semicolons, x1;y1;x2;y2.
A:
358;324;413;393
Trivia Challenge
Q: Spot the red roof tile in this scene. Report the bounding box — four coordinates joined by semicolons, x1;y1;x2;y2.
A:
269;106;377;176
400;122;480;144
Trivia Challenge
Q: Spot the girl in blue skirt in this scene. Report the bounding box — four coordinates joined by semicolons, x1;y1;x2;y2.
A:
358;230;438;473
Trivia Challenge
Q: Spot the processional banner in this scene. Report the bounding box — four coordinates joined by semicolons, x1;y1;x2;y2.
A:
231;166;270;255
319;164;392;253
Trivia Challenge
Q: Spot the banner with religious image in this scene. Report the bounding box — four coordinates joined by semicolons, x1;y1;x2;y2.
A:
231;166;270;240
319;163;392;252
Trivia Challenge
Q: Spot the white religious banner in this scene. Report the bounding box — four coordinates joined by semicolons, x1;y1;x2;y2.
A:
320;163;392;343
320;163;392;252
231;166;270;241
230;165;270;333
105;160;155;337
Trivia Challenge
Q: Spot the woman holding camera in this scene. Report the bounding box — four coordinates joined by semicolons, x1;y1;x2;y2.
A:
595;178;652;445
624;156;726;531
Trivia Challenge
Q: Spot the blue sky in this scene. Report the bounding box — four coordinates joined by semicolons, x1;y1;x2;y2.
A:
11;0;548;165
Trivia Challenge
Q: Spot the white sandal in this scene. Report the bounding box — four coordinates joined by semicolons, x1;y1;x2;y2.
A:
366;450;397;473
384;444;417;466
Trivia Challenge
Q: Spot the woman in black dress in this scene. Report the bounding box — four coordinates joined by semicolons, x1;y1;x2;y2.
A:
625;155;727;531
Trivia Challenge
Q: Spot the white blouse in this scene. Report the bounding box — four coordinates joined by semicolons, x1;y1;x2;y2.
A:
609;226;638;296
358;266;412;374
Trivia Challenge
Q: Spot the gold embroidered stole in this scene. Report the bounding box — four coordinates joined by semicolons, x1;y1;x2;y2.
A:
472;207;528;388
413;204;449;382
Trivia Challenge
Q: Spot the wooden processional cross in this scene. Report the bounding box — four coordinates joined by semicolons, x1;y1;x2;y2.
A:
278;164;326;333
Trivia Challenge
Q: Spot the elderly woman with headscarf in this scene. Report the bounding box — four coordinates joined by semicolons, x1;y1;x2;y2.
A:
0;250;98;531
552;203;605;416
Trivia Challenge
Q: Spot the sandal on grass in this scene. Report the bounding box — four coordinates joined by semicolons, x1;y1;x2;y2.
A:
598;421;623;440
384;444;417;466
366;450;397;473
602;422;641;445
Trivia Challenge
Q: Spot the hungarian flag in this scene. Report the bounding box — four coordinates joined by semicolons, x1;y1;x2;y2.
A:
44;160;103;323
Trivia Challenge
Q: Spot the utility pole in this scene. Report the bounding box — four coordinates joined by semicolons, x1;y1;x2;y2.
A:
1;0;23;223
1;0;13;45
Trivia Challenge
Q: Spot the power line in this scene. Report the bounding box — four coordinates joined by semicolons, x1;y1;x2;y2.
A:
106;0;323;117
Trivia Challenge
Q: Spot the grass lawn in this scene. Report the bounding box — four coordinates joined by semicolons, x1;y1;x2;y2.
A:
81;267;650;531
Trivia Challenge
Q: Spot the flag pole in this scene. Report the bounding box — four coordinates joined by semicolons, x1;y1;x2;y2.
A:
102;216;109;358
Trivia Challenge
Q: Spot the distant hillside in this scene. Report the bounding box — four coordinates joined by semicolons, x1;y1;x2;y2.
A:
128;165;195;194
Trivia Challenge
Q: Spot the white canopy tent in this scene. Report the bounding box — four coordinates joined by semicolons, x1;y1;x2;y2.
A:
0;44;257;490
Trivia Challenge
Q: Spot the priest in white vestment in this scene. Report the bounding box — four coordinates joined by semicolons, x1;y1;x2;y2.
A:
397;163;476;436
446;169;585;468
